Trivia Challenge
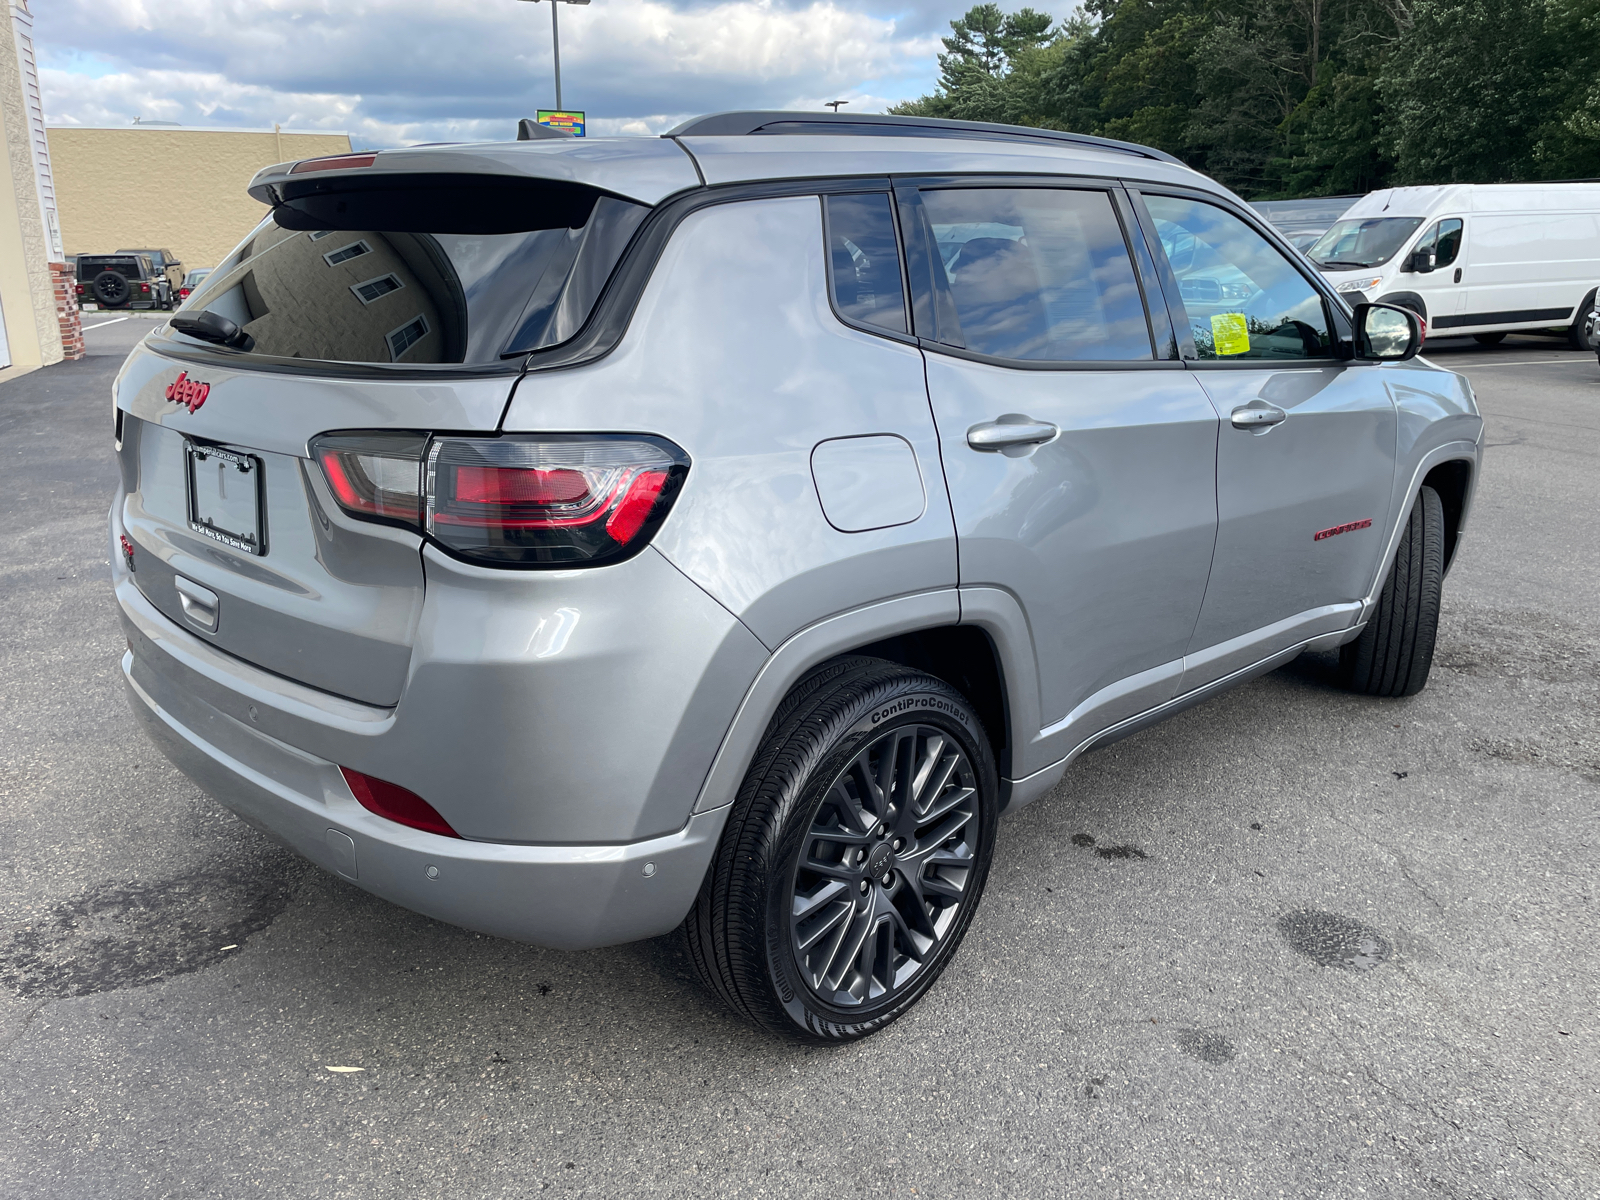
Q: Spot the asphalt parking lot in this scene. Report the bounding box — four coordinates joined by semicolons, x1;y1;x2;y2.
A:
1;315;1595;1198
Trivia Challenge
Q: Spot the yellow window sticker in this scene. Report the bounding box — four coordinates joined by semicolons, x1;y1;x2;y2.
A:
1210;312;1250;356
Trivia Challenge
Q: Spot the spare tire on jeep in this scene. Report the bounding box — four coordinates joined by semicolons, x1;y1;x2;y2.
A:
93;270;130;308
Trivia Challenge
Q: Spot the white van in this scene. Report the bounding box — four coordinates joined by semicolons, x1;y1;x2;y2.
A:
1307;183;1600;345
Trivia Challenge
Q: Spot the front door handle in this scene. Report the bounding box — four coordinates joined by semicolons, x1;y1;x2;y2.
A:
967;414;1059;454
1230;402;1287;432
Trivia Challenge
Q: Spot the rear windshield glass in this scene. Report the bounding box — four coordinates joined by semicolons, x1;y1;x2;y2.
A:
178;177;648;366
79;257;142;281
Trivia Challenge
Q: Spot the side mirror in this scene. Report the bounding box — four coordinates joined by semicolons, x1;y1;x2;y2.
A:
1406;248;1436;274
1353;302;1422;361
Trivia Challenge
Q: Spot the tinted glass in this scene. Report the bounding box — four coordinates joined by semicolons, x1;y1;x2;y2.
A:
1144;195;1332;360
180;189;647;365
1417;217;1463;267
825;193;907;334
1307;216;1425;269
919;187;1152;361
79;257;141;281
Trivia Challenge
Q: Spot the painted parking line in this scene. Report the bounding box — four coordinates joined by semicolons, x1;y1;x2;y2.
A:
82;316;132;329
1450;358;1594;368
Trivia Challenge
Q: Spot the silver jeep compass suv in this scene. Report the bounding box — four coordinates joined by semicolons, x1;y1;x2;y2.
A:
112;112;1482;1041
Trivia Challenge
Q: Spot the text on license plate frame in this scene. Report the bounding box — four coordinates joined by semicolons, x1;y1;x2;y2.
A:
185;442;267;556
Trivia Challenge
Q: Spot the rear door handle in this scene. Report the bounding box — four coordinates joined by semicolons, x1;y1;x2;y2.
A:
967;415;1059;454
1230;402;1287;432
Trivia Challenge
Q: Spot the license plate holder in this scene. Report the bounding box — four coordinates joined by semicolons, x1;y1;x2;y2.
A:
185;442;267;555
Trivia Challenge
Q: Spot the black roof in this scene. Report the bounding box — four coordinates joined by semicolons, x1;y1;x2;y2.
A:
664;111;1184;166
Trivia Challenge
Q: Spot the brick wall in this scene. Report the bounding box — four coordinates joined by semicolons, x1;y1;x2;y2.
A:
50;260;83;360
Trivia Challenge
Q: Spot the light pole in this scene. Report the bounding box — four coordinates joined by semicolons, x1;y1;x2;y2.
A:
516;0;590;112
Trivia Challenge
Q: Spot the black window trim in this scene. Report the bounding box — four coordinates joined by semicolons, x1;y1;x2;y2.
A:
819;190;918;346
140;170;1341;391
891;173;1183;373
1127;184;1359;370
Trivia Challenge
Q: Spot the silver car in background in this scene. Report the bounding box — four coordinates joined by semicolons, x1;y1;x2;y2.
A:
112;112;1482;1041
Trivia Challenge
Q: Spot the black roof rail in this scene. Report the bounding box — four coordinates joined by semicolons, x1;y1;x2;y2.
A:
664;111;1185;166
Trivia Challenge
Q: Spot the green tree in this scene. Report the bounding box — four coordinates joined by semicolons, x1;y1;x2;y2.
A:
1380;0;1554;183
891;0;1600;196
893;4;1060;121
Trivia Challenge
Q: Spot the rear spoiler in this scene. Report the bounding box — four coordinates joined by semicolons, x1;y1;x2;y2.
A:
246;140;700;210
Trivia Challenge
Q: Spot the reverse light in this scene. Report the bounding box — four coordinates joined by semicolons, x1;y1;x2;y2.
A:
310;432;426;528
340;767;459;838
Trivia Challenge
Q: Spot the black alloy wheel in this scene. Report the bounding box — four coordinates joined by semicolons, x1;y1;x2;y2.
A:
687;657;998;1042
788;720;981;1007
92;270;129;307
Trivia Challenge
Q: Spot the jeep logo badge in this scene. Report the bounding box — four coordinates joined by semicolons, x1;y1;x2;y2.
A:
165;371;209;414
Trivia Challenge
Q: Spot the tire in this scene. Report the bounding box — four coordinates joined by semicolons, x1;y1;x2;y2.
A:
686;656;999;1042
1338;486;1444;697
1568;288;1597;350
1473;332;1506;346
92;270;129;308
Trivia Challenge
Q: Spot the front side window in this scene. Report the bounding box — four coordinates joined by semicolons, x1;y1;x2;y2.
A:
1144;195;1333;361
824;193;907;334
1307;216;1425;269
918;187;1153;362
1416;218;1464;268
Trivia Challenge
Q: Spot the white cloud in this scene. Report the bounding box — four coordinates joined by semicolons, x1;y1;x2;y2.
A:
34;0;953;146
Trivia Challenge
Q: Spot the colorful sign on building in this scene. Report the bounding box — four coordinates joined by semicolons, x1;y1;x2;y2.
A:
536;110;586;138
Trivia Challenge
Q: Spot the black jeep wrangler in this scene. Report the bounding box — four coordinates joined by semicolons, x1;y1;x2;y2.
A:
75;254;174;310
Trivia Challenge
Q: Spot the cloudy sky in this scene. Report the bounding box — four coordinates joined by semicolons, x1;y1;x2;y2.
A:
31;0;1066;146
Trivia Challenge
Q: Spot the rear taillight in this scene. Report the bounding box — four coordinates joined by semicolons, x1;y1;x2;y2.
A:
310;432;687;568
180;287;191;298
340;767;459;838
310;433;426;529
75;283;84;295
426;436;687;566
139;282;150;294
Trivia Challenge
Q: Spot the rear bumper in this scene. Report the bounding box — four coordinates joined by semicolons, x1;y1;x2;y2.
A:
115;569;734;951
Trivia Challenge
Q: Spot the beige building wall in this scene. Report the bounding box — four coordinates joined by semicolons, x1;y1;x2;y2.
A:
0;0;62;367
47;125;353;272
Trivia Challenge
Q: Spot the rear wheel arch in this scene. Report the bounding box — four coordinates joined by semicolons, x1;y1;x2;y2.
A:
834;625;1010;782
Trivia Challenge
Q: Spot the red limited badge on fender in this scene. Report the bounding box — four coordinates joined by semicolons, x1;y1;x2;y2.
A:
165;372;210;414
1313;518;1372;541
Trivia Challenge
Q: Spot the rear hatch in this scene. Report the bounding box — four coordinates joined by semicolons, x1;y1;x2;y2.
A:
115;159;660;706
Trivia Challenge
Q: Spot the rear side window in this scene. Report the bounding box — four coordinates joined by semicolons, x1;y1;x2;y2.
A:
917;188;1153;362
180;177;648;366
1144;195;1333;360
824;193;907;334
